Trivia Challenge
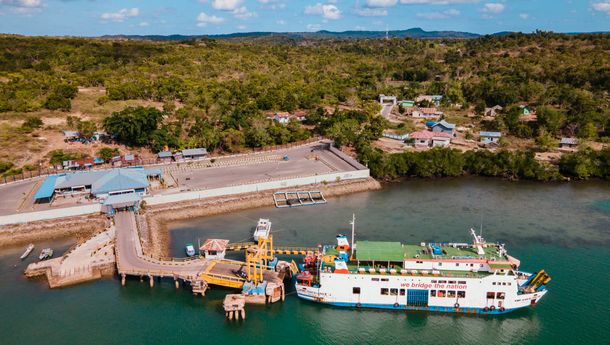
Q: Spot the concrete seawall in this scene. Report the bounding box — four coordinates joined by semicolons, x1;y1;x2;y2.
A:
142;177;381;258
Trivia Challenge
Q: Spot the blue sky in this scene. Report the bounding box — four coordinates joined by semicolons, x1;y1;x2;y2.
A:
0;1;608;36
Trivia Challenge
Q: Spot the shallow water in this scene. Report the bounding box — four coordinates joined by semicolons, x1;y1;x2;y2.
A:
1;177;609;345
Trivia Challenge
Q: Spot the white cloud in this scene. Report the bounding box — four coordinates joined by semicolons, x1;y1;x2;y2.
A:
519;13;529;20
366;0;397;7
417;8;460;19
276;19;286;25
481;3;505;14
100;8;139;22
196;11;225;26
0;0;42;14
306;23;321;31
139;21;149;27
356;8;388;17
211;0;243;11
305;3;341;20
592;1;610;15
237;24;247;30
0;0;41;7
232;6;257;19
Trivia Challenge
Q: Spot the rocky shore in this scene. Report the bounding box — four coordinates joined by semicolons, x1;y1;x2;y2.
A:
0;214;109;248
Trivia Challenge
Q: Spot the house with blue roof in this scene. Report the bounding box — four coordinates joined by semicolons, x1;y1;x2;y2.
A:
431;120;456;135
479;131;502;144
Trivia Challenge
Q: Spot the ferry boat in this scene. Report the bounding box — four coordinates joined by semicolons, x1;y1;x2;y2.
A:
185;243;196;257
253;218;271;241
20;244;35;260
296;215;550;315
38;248;54;261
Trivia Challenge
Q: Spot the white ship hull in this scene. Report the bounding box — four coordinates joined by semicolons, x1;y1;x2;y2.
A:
296;271;547;315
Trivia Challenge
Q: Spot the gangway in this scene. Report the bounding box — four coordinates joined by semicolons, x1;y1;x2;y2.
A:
273;191;327;208
226;241;320;255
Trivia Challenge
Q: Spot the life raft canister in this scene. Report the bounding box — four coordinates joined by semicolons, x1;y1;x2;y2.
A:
393;303;399;308
454;303;460;309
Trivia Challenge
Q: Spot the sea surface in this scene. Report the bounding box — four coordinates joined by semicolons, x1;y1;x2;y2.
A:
1;177;609;345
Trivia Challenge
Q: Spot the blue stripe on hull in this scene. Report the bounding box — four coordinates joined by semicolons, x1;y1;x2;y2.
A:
297;295;518;315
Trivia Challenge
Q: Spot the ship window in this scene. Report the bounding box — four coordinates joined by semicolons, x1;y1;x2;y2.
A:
431;280;437;284
447;291;456;298
496;292;505;300
390;288;398;296
448;281;456;284
480;264;484;267
381;288;389;295
508;283;511;286
456;263;460;266
486;292;495;299
381;278;389;282
458;281;466;285
457;291;466;298
353;287;361;294
372;278;379;282
400;289;406;296
430;290;437;297
439;280;447;284
438;263;442;266
492;282;496;285
416;261;423;264
437;290;446;297
470;263;474;267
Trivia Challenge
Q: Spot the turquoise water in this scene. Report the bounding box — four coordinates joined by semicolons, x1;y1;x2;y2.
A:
1;178;609;345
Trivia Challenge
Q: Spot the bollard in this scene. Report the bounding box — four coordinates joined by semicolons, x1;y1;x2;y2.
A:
175;279;179;289
241;309;246;320
149;275;154;288
121;273;126;286
140;275;143;282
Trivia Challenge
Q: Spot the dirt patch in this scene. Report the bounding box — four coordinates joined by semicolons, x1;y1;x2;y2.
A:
0;214;109;248
142;178;381;258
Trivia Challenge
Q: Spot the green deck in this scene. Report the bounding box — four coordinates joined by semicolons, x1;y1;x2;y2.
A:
402;244;504;261
355;241;405;262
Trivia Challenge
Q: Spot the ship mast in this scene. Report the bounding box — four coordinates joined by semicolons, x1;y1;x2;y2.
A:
350;213;356;257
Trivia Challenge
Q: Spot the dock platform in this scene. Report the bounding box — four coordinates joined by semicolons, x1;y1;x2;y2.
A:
273;191;327;208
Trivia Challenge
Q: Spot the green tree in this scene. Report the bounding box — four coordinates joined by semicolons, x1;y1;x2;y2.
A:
536;107;565;134
96;147;120;161
103;106;164;147
577;122;598;140
77;120;97;139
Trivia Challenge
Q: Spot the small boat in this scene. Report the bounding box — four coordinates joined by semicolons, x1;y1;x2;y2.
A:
38;248;53;261
185;243;196;257
20;244;35;260
253;218;271;241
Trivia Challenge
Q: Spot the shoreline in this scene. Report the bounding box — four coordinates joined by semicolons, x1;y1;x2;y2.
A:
0;178;380;252
142;178;381;258
0;214;109;249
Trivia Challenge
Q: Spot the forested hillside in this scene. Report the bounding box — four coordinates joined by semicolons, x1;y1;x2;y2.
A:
0;32;608;179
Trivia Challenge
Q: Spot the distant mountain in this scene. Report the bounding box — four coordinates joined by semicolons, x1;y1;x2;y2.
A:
101;27;481;41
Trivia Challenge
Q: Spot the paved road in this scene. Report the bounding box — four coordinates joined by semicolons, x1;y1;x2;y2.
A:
380;104;394;119
114;212;207;280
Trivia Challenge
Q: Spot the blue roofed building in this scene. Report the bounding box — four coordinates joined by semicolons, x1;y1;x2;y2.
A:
431;120;456;135
479;131;502;144
33;168;162;203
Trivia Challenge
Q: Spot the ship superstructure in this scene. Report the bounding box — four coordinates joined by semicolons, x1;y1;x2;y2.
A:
296;216;550;315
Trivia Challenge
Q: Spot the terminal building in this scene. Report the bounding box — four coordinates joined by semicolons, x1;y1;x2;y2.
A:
34;167;163;205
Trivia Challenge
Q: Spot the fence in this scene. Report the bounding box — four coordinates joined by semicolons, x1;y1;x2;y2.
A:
0;203;102;226
0;136;325;186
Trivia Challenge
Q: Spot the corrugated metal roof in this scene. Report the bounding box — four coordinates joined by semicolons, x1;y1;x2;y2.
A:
480;131;502;138
356;241;405;262
560;137;577;145
92;169;148;195
55;170;108;189
34;175;61;200
103;193;141;206
433;120;456;129
182;148;207;156
158;151;173;158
